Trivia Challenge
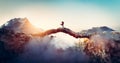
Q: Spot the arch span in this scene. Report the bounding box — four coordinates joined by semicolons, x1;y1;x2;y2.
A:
32;27;90;38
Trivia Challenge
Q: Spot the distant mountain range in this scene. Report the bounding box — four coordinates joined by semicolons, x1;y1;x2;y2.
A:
1;18;115;36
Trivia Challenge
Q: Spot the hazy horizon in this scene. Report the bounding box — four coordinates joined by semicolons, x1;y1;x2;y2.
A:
0;0;120;31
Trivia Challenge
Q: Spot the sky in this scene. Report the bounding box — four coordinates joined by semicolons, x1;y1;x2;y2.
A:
0;0;120;31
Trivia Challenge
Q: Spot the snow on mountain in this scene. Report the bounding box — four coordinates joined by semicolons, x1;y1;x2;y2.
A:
1;18;43;34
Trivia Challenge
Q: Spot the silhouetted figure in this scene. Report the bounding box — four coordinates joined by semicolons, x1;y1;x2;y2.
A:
61;21;64;28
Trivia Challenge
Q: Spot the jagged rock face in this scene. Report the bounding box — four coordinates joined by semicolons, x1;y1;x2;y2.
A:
0;18;33;62
1;18;42;34
0;28;31;63
80;28;120;63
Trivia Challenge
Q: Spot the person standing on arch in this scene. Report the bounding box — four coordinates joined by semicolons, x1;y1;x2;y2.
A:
61;21;64;28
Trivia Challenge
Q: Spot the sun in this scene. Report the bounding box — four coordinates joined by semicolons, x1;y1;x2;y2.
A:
29;21;41;29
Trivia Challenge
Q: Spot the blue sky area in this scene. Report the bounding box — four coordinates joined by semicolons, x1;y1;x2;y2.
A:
0;0;120;30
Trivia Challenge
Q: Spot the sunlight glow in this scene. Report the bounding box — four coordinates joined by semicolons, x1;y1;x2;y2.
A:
14;4;116;31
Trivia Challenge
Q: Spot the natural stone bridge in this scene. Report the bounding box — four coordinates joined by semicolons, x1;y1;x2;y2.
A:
32;27;90;38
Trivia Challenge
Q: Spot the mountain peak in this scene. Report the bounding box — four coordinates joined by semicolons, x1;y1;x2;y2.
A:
80;26;115;35
1;18;42;34
99;26;114;31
